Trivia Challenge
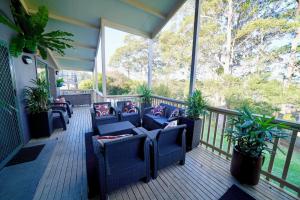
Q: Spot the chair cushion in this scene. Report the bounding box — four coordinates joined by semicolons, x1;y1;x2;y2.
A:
168;108;180;120
164;121;178;129
94;104;110;116
153;117;168;126
144;113;161;120
95;114;117;121
122;112;139;117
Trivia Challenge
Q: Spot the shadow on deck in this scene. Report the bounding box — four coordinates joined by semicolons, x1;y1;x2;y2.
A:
29;107;296;200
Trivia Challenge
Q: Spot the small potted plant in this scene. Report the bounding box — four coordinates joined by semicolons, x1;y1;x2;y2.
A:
180;90;207;151
56;78;64;88
137;84;152;116
24;78;52;138
226;107;287;185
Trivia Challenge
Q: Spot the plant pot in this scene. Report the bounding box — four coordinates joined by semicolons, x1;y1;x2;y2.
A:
28;109;53;138
23;47;37;54
141;102;151;117
179;117;202;151
230;147;263;185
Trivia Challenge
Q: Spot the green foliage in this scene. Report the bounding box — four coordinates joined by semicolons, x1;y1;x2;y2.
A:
0;3;73;59
24;78;50;114
186;90;207;119
152;84;172;97
137;84;152;105
78;79;93;90
225;107;287;158
56;78;64;87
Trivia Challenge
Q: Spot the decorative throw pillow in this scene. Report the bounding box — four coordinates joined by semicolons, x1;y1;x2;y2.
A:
164;120;178;129
168;108;180;120
151;105;165;116
96;134;133;147
94;104;110;117
54;97;66;107
123;102;137;113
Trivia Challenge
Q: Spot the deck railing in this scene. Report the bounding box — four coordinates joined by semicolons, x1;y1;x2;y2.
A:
94;94;300;197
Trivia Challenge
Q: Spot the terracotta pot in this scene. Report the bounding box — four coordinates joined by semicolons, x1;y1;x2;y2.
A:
230;147;263;185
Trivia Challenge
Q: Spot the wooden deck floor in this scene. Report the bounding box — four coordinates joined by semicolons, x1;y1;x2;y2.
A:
31;107;297;200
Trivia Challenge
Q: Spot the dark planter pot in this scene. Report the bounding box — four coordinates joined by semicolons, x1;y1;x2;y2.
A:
230;147;263;185
179;117;202;151
28;109;53;138
141;102;151;117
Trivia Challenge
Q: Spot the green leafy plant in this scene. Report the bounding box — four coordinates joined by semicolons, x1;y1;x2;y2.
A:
137;84;152;105
0;1;73;59
24;78;50;114
186;90;207;119
56;78;64;87
226;107;287;158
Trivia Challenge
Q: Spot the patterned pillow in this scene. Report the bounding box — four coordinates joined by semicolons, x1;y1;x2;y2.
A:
96;134;133;147
94;104;110;117
151;105;165;116
169;108;180;119
123;102;137;113
54;97;66;107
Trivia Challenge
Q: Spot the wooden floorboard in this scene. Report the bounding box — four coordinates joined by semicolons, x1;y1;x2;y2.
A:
29;107;297;200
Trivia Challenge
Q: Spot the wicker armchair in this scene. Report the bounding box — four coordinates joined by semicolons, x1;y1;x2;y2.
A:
92;133;150;200
90;102;118;132
134;124;186;179
116;101;141;126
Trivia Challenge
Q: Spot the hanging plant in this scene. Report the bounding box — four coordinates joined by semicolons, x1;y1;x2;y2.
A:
0;0;73;59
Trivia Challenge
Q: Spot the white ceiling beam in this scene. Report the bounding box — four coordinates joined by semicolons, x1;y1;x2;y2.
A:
151;0;187;38
47;49;61;70
55;56;95;62
60;66;93;72
72;42;97;50
120;0;166;20
27;8;99;30
102;18;151;38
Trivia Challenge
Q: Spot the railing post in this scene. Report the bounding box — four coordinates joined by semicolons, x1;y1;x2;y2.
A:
189;0;201;96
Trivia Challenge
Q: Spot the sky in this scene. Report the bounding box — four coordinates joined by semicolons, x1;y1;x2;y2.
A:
96;27;127;72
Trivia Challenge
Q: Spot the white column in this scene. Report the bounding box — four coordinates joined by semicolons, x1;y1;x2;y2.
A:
147;39;153;88
100;23;107;97
189;0;201;96
94;60;98;90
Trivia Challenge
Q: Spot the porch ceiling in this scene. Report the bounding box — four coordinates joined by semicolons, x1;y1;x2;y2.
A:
22;0;187;72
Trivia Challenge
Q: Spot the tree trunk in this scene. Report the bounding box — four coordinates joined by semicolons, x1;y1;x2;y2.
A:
287;0;300;84
224;0;233;74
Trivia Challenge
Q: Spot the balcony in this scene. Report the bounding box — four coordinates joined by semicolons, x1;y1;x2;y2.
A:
20;100;298;200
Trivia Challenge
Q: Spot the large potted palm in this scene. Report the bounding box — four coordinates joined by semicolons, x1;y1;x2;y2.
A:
24;78;52;138
226;107;287;185
180;90;207;151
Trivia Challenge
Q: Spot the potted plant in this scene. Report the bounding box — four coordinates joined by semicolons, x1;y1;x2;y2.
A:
137;84;152;115
226;107;287;185
180;90;207;151
0;0;73;59
24;78;53;138
56;78;64;88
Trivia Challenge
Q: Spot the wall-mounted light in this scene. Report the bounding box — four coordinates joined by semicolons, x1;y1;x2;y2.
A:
55;71;59;75
22;55;33;64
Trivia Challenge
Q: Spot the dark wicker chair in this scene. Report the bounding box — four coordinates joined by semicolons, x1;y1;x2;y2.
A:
51;102;73;118
92;133;150;200
116;101;141;126
134;124;186;179
90;102;118;132
52;110;68;130
142;103;184;130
